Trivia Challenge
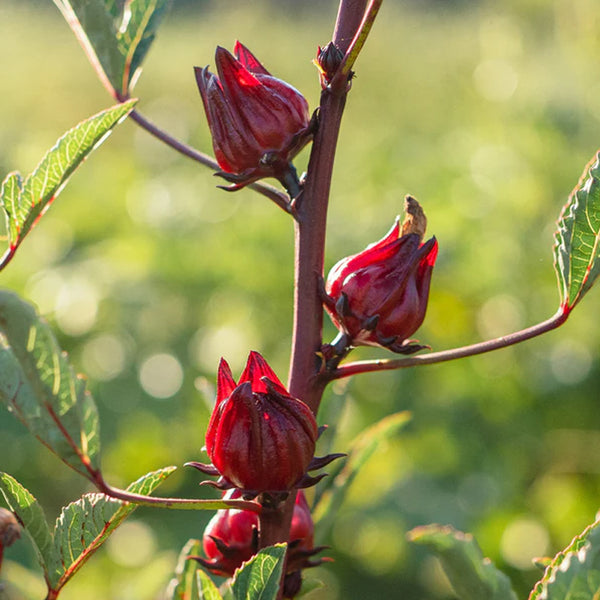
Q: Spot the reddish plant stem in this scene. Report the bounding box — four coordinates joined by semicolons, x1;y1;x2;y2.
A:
287;0;369;414
331;0;383;89
256;0;370;561
328;307;570;380
95;477;261;513
128;109;293;214
333;0;373;54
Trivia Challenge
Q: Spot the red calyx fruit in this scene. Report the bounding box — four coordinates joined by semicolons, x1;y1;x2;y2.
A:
203;351;318;496
197;490;318;579
195;41;311;195
325;196;438;355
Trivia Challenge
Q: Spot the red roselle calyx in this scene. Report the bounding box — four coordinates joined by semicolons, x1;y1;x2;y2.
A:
188;352;340;501
194;489;323;579
324;196;438;356
194;41;312;197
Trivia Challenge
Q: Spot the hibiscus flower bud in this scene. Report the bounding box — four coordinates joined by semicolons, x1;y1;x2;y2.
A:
325;196;438;354
202;352;318;496
194;42;311;195
198;490;317;578
314;42;345;88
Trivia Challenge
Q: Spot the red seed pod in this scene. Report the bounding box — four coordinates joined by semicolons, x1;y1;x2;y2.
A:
194;42;311;193
201;489;257;577
325;196;438;354
200;490;315;577
289;488;314;551
205;352;318;495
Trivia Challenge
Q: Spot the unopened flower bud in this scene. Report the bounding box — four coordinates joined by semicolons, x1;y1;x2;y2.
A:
195;42;311;195
203;352;318;495
325;196;438;354
314;42;345;88
201;489;257;576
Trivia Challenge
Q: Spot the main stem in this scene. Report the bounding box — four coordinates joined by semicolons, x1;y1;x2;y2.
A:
256;0;369;554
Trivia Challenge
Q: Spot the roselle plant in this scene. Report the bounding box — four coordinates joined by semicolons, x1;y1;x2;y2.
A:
1;1;600;599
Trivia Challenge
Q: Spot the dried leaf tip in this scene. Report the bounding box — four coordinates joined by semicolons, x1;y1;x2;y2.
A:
401;195;427;240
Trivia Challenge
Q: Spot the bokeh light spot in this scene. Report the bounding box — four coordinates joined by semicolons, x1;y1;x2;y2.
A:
106;521;156;567
500;517;550;569
138;353;184;399
477;294;525;339
54;279;99;336
473;59;518;102
550;339;592;385
82;334;127;381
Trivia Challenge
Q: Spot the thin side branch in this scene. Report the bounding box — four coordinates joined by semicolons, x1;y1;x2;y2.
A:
328;307;570;380
97;479;262;513
128;109;293;214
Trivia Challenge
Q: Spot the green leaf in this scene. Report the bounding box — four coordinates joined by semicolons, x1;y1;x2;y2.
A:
53;0;172;96
313;411;411;540
529;518;600;600
50;467;175;592
231;544;287;600
197;569;224;600
0;290;101;480
408;524;518;600
165;538;203;600
125;465;177;496
554;151;600;310
0;100;135;271
220;582;235;600
0;472;59;583
296;577;325;598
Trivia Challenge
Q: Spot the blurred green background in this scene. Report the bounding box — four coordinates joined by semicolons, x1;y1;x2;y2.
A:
2;0;600;598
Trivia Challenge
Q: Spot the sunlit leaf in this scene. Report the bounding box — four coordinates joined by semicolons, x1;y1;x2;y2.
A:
0;290;101;480
197;568;224;600
313;411;411;541
0;100;136;272
554;151;600;310
50;467;176;591
165;538;203;600
408;524;518;600
529;518;600;600
0;472;60;583
296;577;325;598
231;544;287;600
53;0;172;96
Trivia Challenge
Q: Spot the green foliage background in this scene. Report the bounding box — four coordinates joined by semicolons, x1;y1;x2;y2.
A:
2;0;600;598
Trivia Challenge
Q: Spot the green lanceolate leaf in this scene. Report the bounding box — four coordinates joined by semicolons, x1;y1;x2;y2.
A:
0;473;60;584
118;0;172;92
529;519;600;600
0;290;101;480
554;151;600;310
0;100;136;272
231;544;287;600
166;538;203;600
295;577;325;598
53;0;171;96
313;411;411;541
408;524;518;600
197;569;224;600
50;467;176;592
